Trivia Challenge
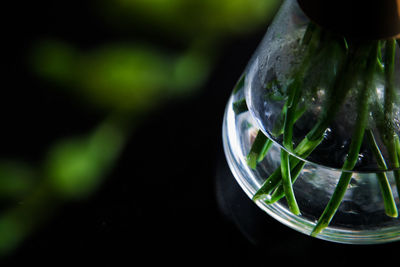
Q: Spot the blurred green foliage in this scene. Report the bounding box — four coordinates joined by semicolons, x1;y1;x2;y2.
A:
0;117;129;256
31;0;281;112
32;42;211;111
46;117;126;198
101;0;280;41
0;0;281;257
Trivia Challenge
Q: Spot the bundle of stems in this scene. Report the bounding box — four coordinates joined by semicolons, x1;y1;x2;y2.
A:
233;23;400;236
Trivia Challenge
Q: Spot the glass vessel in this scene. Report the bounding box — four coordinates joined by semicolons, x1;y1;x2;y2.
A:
222;0;400;244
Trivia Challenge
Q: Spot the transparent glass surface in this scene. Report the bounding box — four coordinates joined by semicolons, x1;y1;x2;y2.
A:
222;0;400;244
223;94;400;244
246;0;400;171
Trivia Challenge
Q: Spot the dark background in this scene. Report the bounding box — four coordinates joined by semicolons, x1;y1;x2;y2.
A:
1;0;400;265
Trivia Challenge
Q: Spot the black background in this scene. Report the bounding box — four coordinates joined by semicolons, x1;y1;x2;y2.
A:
2;1;399;265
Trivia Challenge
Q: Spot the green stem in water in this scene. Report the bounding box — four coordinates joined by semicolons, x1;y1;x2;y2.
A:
247;131;273;170
254;39;353;202
254;29;350;203
311;42;379;237
232;73;245;94
253;135;323;201
382;39;400;199
258;138;273;163
266;161;305;204
233;98;248;115
270;51;368;206
395;135;400;161
247;70;307;168
263;41;354;202
280;150;301;214
279;67;306;214
365;129;398;218
377;40;385;73
276;25;324;214
253;156;298;201
305;42;371;142
246;101;305;170
244;25;319;169
311;173;353;237
270;26;321;138
271;103;306;137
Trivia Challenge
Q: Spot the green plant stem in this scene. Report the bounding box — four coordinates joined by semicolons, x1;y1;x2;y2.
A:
304;44;371;142
280;150;300;214
253;135;323;201
253;157;296;200
271;104;288;137
277;26;324;214
233;73;245;94
247;131;272;169
395;135;400;160
283;83;302;149
279;73;304;214
311;42;379;237
266;161;305;204
383;39;400;199
376;40;385;73
254;39;357;202
244;26;320;169
247;26;318;168
253;84;323;200
258;138;273;163
273;25;322;137
247;103;305;168
260;42;354;201
233;98;248;115
365;129;398;217
311;173;353;237
271;103;306;137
